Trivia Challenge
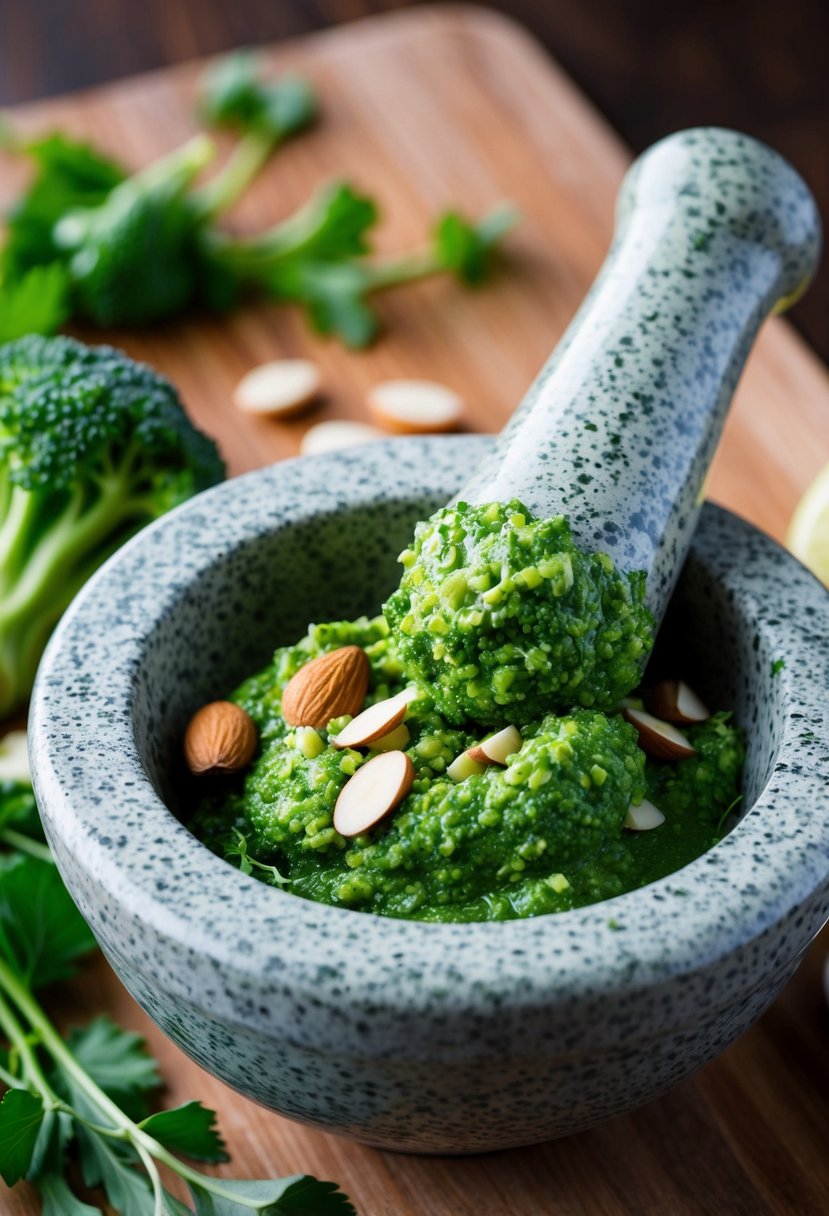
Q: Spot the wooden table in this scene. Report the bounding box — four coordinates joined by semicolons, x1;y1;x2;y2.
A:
3;9;828;1213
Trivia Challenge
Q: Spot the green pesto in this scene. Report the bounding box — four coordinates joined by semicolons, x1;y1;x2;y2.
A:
383;499;654;725
190;616;744;923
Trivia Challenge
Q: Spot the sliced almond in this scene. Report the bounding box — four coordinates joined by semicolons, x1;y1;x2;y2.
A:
184;701;257;775
647;680;710;724
0;730;30;784
300;420;386;457
467;724;522;766
369;722;411;753
333;750;414;837
447;751;486;782
624;798;666;831
331;689;416;750
624;708;697;761
281;646;370;729
233;359;322;417
367;379;463;435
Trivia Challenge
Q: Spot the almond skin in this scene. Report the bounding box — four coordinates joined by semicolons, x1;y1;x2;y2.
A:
467;724;522;766
623;707;696;761
647;679;710;724
331;688;415;749
184;701;257;775
281;646;370;728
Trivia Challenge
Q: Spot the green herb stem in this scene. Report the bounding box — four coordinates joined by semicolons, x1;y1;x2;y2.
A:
0;984;60;1107
360;249;441;291
0;957;301;1211
191;132;277;222
0;956;131;1130
0;830;53;863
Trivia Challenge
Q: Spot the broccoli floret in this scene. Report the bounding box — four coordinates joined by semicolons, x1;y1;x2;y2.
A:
0;334;225;717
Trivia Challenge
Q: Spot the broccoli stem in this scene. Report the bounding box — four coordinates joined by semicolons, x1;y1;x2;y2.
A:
0;459;146;718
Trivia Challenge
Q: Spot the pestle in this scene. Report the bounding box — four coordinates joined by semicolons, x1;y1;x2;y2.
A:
457;127;821;624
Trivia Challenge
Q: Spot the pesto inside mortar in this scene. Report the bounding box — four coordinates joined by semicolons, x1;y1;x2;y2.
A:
190;501;743;922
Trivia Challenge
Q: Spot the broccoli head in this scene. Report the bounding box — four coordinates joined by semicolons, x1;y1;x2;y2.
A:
0;334;225;718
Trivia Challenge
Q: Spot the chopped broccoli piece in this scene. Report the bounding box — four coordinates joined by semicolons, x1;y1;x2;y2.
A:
0;334;224;717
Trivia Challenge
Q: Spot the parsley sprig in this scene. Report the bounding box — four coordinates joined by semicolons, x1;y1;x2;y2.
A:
0;52;517;345
0;776;354;1215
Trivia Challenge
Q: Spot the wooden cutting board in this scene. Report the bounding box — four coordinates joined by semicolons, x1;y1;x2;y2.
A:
3;8;828;1214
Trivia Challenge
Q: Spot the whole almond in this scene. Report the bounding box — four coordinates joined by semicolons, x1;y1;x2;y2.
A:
184;701;257;775
281;646;370;728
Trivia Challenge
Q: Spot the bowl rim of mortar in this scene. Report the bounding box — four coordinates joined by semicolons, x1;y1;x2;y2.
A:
29;435;829;1019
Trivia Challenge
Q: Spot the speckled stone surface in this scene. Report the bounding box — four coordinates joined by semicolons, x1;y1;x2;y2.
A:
460;128;821;621
30;436;829;1153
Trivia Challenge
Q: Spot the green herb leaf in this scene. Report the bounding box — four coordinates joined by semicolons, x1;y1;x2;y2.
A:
0;1086;44;1185
0;129;124;278
75;1119;156;1216
0;779;40;837
199;53;316;142
0;264;70;342
140;1100;228;1163
269;261;379;348
39;1172;101;1216
0;854;96;987
189;1175;356;1215
434;203;519;284
225;831;290;887
65;1015;161;1120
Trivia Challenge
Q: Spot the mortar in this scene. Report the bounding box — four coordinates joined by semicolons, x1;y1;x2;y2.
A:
30;130;829;1151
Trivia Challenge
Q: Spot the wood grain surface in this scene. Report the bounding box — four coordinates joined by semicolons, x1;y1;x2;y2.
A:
2;0;828;365
2;9;828;1214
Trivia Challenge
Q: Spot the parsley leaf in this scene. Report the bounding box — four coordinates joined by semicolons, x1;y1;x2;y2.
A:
0;779;40;837
0;128;124;278
434;203;519;284
38;1172;101;1216
140;1100;229;1163
0;854;96;987
199;52;316;142
189;1175;356;1215
0;264;70;341
74;1115;156;1216
0;1086;44;1185
247;199;518;346
64;1015;161;1120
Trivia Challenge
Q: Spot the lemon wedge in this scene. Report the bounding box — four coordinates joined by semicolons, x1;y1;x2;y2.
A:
787;462;829;585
